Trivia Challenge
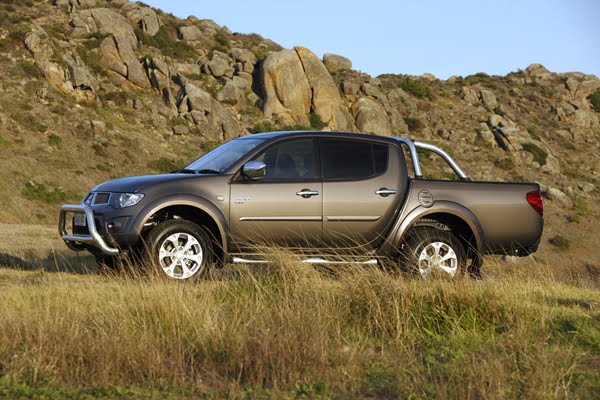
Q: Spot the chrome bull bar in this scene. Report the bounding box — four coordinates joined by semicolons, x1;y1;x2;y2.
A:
58;204;119;255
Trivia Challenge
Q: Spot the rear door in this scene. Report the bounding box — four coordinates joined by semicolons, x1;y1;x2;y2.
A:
321;138;405;248
229;138;322;249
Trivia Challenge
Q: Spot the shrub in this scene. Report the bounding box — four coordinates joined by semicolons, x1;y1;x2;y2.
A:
22;181;68;204
99;91;130;106
0;136;11;148
403;116;424;132
17;59;42;78
48;133;61;146
309;112;326;130
76;48;107;77
549;234;571;251
522;142;548;166
136;26;197;59
212;32;230;53
589;89;600;112
399;78;434;100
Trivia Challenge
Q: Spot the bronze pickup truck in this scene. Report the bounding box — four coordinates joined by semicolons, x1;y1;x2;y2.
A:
59;131;544;280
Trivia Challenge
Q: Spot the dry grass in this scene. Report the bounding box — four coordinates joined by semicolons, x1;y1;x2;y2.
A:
0;241;599;399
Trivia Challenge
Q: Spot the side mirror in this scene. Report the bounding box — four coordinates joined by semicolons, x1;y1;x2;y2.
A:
242;161;267;180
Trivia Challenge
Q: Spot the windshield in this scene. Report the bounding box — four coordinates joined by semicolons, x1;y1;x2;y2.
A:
185;138;265;173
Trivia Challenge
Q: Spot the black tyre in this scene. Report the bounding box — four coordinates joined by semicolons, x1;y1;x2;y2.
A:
399;227;466;278
143;219;214;280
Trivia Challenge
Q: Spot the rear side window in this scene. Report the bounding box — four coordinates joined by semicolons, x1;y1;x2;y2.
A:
321;139;388;180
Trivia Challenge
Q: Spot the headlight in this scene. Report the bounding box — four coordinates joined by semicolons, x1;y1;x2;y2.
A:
117;193;144;208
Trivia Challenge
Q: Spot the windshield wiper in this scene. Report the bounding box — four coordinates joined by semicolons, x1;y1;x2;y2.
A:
171;168;197;174
197;169;221;174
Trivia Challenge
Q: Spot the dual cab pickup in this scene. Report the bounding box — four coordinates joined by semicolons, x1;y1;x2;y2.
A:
59;131;543;280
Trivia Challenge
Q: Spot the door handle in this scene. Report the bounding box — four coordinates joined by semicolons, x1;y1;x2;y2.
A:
296;189;319;198
375;188;397;197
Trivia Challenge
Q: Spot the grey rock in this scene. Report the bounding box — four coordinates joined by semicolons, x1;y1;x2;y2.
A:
352;97;391;135
71;8;138;49
126;5;162;36
480;89;498;110
565;77;579;92
577;181;595;193
217;79;243;105
24;29;53;60
543;187;573;208
207;55;233;78
461;87;480;105
113;35;149;88
91;120;106;133
322;53;352;71
178;25;203;41
341;81;359;96
362;82;385;99
173;125;190;135
64;54;97;90
99;36;127;76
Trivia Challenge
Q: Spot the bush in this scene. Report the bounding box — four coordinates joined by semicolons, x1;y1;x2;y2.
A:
589;89;600;112
309;112;326;130
399;78;434;100
48;133;61;146
136;26;197;59
403;116;424;132
212;32;230;53
17;59;42;78
76;48;107;77
549;234;571;251
522;142;548;166
22;181;68;204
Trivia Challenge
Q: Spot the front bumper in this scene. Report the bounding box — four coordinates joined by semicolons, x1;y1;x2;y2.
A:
58;204;119;255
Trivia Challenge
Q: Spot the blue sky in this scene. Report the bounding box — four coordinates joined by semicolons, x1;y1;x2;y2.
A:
143;0;599;79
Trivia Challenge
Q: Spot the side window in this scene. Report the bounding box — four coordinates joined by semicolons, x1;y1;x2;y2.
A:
253;138;317;180
322;139;388;180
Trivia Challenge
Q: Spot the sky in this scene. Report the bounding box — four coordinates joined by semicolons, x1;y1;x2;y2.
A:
142;0;600;79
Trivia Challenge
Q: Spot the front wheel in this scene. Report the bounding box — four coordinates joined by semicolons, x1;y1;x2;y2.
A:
143;220;214;280
399;227;466;279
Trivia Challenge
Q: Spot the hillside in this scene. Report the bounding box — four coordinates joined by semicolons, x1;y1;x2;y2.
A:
0;0;599;262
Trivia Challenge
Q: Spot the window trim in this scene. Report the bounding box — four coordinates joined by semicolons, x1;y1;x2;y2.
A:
233;137;321;183
319;137;389;182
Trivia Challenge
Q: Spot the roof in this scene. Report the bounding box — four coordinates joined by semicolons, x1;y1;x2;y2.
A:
241;130;408;144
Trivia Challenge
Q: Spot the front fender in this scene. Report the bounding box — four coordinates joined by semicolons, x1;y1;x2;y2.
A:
384;200;484;254
131;194;229;252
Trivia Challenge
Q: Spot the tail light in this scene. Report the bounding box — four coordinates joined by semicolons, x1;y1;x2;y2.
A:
527;191;543;216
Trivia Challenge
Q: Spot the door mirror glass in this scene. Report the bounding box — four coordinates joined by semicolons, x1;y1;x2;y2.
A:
242;161;267;180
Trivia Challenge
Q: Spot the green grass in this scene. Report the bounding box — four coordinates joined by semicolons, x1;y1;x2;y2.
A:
47;133;61;146
21;181;70;204
147;157;182;173
404;116;424;131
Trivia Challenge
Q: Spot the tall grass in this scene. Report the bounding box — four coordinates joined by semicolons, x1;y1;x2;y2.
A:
0;253;599;398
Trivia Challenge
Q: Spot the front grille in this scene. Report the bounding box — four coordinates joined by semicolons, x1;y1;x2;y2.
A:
93;192;111;205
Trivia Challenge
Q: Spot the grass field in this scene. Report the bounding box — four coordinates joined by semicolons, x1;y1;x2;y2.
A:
0;225;599;399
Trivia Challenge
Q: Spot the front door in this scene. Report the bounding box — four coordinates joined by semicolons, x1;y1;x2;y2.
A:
229;138;322;250
321;138;405;249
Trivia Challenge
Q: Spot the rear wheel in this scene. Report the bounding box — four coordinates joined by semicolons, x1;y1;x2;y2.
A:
143;220;214;280
400;227;466;279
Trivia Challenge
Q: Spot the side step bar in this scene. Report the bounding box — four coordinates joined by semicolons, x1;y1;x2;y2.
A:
232;257;378;265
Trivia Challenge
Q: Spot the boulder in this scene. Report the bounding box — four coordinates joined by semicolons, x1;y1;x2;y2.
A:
173;125;189;135
526;63;552;79
230;48;256;73
206;54;233;78
178;25;203;41
24;29;53;60
217;78;243;105
322;53;352;71
461;87;479;105
113;35;149;88
71;8;138;49
36;60;66;88
480;89;498;110
577;181;595;193
352;97;391;135
126;5;162;36
64;53;97;90
543;187;573;208
341;80;360;96
294;46;354;130
99;36;127;76
261;48;311;126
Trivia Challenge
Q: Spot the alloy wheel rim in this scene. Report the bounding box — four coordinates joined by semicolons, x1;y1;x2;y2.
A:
158;232;203;279
418;241;458;278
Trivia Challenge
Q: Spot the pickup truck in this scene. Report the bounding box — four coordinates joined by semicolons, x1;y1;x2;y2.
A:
59;131;544;280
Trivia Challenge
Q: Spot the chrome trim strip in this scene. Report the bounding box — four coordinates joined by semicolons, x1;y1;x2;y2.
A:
375;189;397;196
326;216;381;222
414;141;469;180
58;204;119;255
239;216;322;221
